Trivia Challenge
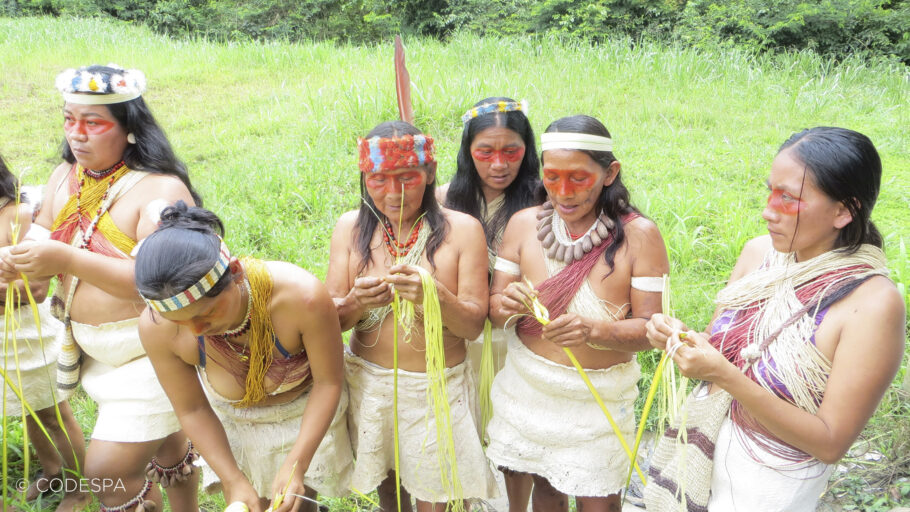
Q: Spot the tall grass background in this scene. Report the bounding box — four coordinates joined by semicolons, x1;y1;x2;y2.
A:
0;16;907;510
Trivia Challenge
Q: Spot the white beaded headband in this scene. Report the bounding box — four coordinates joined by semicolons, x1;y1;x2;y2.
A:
56;65;146;105
461;99;529;124
540;132;613;152
142;240;231;313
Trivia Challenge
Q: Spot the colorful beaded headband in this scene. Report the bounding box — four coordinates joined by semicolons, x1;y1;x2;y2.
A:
142;240;231;313
461;99;529;124
358;134;435;173
540;132;613;152
56;65;146;105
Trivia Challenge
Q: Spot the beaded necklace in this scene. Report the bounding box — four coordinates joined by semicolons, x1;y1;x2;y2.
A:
536;201;614;265
382;217;424;258
76;161;127;250
221;278;252;338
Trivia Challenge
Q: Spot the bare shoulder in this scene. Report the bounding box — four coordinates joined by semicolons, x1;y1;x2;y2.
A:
435;183;450;204
507;205;543;230
134;173;191;198
333;210;360;233
729;235;772;283
266;260;334;311
45;162;72;192
623;215;664;245
840;274;906;323
138;308;178;349
442;207;483;233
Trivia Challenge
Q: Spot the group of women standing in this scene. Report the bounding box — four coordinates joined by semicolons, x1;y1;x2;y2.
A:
0;63;903;512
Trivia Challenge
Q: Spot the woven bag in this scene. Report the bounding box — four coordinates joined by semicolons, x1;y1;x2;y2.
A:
643;382;733;512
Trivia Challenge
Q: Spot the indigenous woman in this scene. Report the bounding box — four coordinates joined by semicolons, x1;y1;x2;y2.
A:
644;127;905;512
439;98;543;433
0;154;87;511
326;121;497;511
135;203;352;512
487;115;670;511
0;65;201;512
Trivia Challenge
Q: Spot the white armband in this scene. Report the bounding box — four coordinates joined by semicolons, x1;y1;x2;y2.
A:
493;257;521;276
631;276;664;293
144;198;171;226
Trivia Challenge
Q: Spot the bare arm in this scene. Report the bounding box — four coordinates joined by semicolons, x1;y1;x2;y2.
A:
325;211;392;331
270;270;345;511
489;209;535;328
580;218;670;352
138;311;262;509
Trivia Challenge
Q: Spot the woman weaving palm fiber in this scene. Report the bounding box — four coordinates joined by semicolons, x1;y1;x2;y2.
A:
326;120;497;511
488;114;669;512
644;127;905;512
135;203;352;512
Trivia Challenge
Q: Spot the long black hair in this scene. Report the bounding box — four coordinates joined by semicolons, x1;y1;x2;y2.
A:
61;65;202;206
543;115;639;275
135;201;229;301
446;97;542;248
778;126;883;253
355;121;448;274
0;153;21;203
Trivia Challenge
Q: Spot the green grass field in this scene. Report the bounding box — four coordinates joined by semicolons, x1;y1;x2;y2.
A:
0;15;908;511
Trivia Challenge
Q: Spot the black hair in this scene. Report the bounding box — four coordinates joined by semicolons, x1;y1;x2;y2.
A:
445;97;542;248
135;201;229;301
543;115;639;275
778;126;883;253
0;153;22;203
61;65;202;206
355;121;449;274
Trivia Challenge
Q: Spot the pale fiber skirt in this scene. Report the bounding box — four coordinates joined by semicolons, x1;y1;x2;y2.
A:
2;301;62;411
345;351;498;502
73;317;181;442
485;335;640;497
199;376;354;498
709;418;833;511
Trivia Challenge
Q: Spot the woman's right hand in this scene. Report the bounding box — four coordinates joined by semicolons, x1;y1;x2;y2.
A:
645;313;690;351
498;280;537;318
223;476;264;512
348;276;393;310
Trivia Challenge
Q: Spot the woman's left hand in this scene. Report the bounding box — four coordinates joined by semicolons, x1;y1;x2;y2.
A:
541;313;592;348
268;458;307;512
385;264;427;304
668;330;735;383
6;240;72;279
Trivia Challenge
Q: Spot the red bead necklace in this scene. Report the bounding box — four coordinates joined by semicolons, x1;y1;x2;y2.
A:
382;218;423;258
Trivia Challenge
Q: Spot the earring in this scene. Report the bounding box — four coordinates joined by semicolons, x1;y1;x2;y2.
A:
127;133;136;144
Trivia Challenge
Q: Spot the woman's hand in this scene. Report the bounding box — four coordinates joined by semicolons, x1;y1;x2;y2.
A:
542;313;592;347
268;458;307;512
667;330;736;384
498;280;537;318
0;247;18;283
347;276;392;310
645;313;691;351
223;475;264;512
6;240;73;280
385;264;427;304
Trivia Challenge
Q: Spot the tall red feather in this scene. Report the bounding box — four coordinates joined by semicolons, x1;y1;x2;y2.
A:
394;35;414;125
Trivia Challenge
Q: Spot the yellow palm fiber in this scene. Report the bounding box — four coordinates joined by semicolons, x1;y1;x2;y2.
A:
518;288;646;484
234;257;275;408
390;292;403;512
269;460;297;510
413;265;465;511
478;318;494;443
348;486;381;509
51;164;135;253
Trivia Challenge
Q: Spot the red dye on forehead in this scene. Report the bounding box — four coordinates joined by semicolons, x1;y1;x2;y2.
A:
767;188;805;215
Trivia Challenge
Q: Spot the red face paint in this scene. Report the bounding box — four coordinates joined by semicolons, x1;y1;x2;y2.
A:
471;146;525;164
767;188;805;215
64;115;117;135
542;169;597;196
364;171;426;193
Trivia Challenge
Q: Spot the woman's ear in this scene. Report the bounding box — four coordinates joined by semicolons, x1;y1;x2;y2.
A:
833;199;856;229
228;257;244;281
425;161;437;186
603;161;621;187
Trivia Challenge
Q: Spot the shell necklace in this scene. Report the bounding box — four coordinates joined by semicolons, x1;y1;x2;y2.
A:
536;201;614;265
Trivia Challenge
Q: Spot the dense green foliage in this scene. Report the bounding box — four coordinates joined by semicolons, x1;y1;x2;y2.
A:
2;0;909;62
